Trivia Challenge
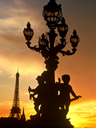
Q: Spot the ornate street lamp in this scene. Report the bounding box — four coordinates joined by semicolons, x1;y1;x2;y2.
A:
23;0;80;127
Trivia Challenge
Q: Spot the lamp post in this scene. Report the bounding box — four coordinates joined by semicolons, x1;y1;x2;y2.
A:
23;1;79;82
23;0;79;126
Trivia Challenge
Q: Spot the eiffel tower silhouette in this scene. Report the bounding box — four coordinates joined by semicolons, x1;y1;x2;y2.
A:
9;71;21;119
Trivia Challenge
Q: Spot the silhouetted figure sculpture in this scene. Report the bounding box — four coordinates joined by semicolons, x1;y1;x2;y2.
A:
28;72;82;128
28;71;59;122
59;74;81;116
28;76;45;116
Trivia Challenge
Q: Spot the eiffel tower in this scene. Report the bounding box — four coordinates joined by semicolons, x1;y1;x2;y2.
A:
9;71;21;119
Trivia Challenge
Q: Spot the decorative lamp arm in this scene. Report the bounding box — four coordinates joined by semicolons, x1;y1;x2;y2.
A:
60;48;77;56
54;40;67;55
26;41;50;59
26;42;41;52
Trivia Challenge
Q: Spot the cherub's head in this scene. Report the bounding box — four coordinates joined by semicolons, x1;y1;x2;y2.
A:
62;74;70;84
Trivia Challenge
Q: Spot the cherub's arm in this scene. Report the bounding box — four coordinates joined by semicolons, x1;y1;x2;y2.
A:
58;78;61;83
56;78;61;90
70;86;82;99
28;86;39;100
70;95;82;102
28;86;36;93
70;86;77;98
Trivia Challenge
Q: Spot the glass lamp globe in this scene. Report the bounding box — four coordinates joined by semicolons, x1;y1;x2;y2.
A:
43;0;62;29
23;22;34;42
58;17;68;38
70;30;79;48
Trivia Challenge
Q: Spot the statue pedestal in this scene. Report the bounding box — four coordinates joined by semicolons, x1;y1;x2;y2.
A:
27;113;74;128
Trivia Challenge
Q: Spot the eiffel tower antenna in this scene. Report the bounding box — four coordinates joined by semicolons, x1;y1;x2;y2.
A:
9;71;21;119
17;66;19;73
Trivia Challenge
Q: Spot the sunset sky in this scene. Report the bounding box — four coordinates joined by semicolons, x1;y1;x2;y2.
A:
0;0;96;127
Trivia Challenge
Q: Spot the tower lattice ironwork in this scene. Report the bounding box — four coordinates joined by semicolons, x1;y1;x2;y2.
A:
9;71;21;119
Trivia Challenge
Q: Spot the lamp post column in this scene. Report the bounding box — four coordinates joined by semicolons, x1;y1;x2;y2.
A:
46;29;58;84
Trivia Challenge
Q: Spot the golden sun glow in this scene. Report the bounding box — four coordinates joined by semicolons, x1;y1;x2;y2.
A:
67;101;96;127
1;100;96;127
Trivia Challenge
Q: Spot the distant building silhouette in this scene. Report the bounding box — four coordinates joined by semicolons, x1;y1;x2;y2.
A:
21;107;26;121
9;71;21;119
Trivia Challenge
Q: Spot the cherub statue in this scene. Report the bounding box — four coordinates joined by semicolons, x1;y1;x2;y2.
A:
58;74;82;115
28;76;44;116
